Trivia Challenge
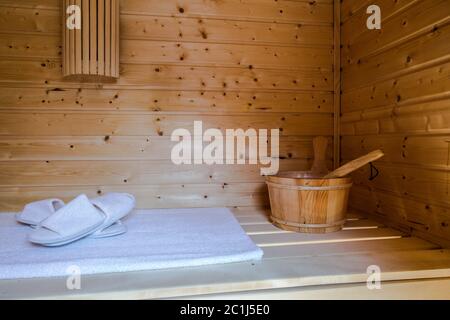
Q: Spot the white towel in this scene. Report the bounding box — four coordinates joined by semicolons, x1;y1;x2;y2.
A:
0;208;263;279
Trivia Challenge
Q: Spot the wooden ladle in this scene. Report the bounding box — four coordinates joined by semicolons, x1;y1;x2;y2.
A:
324;150;384;178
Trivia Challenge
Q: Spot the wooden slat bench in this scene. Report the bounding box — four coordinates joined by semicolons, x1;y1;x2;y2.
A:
1;208;450;299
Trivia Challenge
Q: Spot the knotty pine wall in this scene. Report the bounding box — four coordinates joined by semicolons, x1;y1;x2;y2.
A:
341;0;450;246
0;0;335;210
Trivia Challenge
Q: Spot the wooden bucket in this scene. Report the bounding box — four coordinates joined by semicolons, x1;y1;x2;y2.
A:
266;171;352;233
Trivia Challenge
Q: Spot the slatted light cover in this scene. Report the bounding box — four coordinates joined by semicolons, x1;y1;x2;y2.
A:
63;0;119;81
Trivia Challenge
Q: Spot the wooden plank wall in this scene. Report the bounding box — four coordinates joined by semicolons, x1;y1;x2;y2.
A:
0;0;335;210
340;0;450;246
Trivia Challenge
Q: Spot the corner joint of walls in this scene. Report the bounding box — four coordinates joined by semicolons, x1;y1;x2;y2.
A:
333;0;341;169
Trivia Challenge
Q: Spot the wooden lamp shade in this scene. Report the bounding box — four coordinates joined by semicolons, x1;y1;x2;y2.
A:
63;0;119;82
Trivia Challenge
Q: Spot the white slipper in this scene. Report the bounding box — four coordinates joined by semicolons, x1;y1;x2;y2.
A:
28;193;134;247
16;199;64;226
16;198;127;239
91;220;127;239
90;192;135;234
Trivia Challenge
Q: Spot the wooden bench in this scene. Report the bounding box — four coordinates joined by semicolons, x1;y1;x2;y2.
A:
2;208;450;299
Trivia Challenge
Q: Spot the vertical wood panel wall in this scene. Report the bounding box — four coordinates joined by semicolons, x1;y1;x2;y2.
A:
0;0;335;210
340;0;450;246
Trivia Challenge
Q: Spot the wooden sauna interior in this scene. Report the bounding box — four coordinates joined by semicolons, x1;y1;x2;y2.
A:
0;0;450;299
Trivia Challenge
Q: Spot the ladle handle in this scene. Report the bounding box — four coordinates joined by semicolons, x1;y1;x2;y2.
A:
310;136;329;175
323;150;384;178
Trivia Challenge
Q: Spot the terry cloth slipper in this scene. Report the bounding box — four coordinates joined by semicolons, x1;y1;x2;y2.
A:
89;193;134;238
28;193;135;247
16;199;64;226
91;220;127;239
16;198;127;239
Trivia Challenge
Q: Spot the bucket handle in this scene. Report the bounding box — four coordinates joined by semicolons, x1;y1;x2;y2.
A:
369;162;380;181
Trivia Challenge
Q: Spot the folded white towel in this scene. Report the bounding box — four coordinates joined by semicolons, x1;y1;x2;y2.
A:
0;207;264;279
